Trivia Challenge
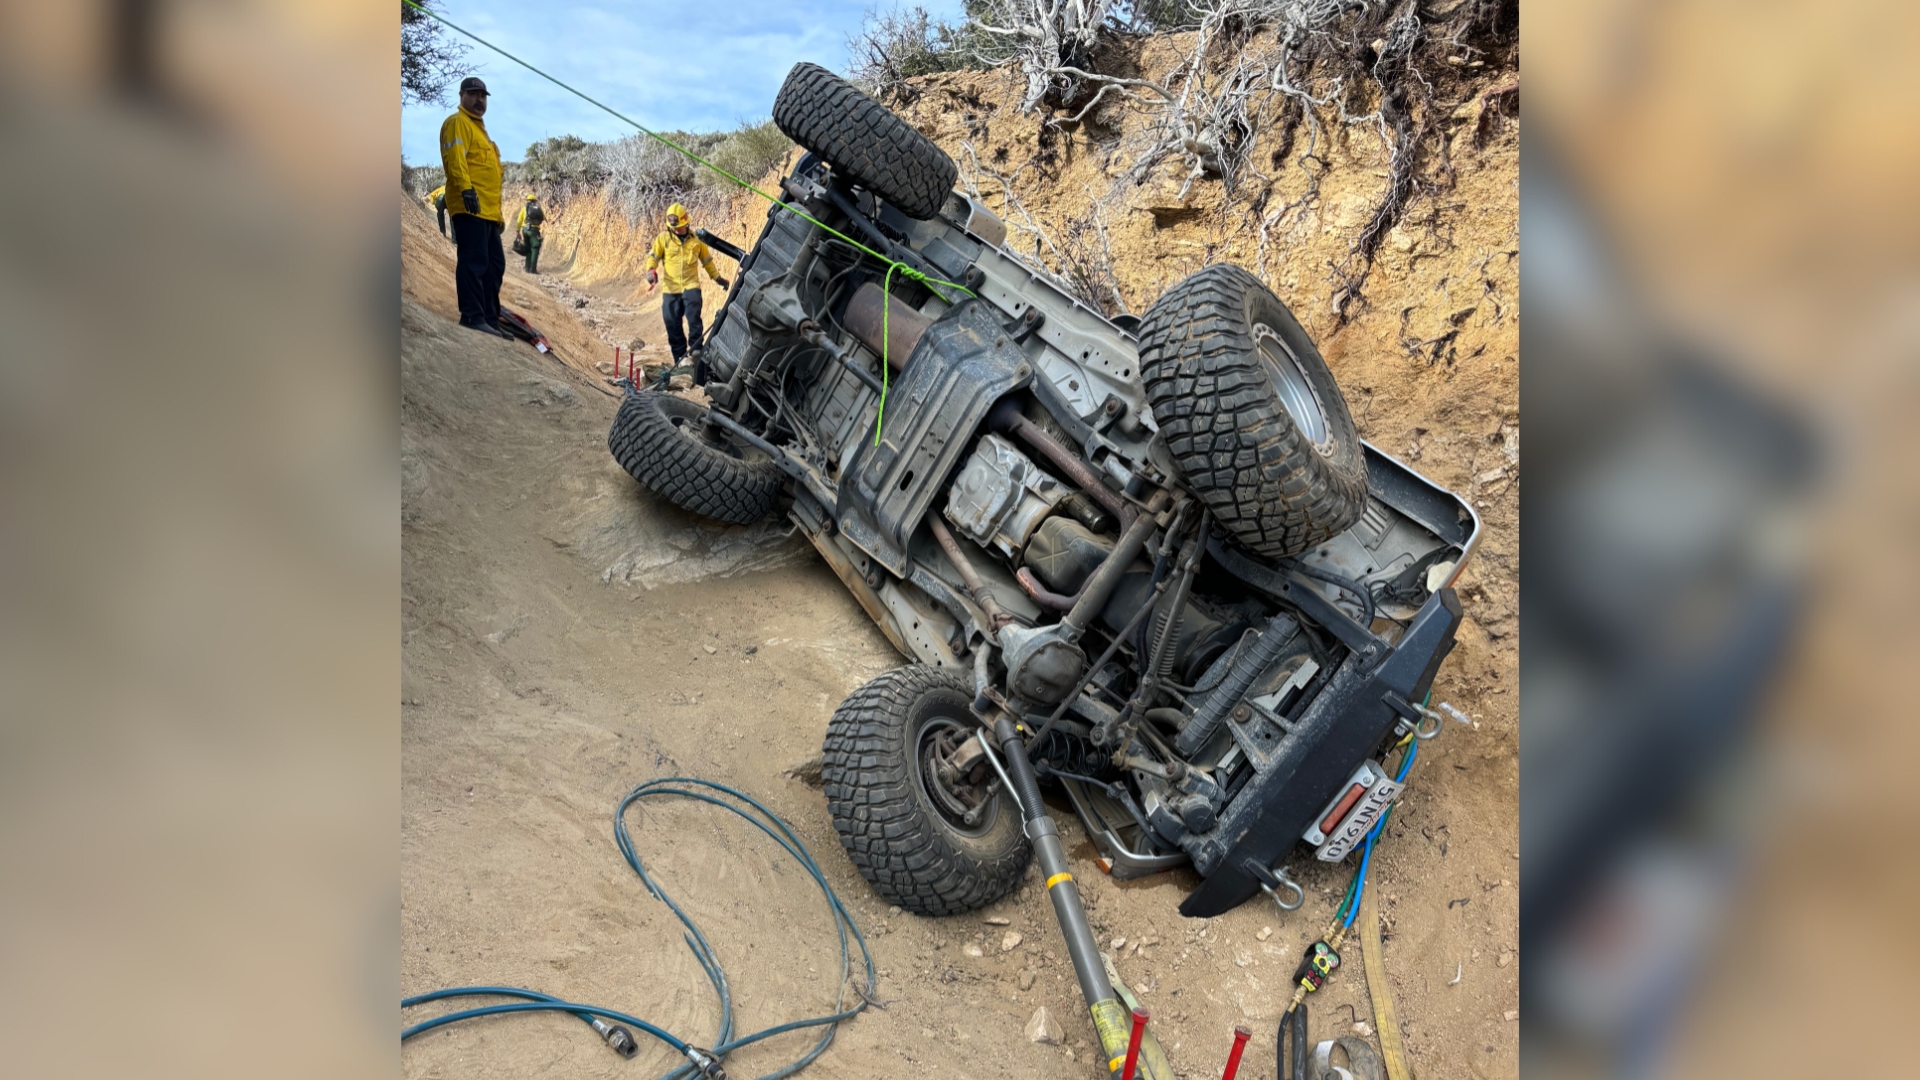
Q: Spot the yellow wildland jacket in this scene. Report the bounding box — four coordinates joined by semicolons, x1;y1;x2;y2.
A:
439;107;503;224
646;231;721;293
427;184;446;208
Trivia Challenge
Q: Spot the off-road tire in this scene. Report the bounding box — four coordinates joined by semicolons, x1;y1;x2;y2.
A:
772;62;957;221
1138;264;1368;559
607;391;783;525
822;665;1030;915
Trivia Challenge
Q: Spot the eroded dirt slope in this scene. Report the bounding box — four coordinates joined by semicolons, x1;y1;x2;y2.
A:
402;191;625;388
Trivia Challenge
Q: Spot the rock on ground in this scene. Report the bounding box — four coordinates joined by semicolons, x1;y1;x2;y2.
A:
1025;1006;1064;1046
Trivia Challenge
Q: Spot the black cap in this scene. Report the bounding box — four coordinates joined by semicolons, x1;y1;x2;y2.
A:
459;77;490;96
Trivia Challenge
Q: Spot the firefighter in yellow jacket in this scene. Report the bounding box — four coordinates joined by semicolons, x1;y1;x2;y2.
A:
426;184;449;237
644;204;730;380
439;76;508;338
514;193;545;274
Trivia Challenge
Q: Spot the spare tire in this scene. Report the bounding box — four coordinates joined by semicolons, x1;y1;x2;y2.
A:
607;392;783;525
771;62;957;221
1138;265;1367;559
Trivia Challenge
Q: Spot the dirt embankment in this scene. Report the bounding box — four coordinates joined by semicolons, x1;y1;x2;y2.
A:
400;191;622;387
526;162;799;378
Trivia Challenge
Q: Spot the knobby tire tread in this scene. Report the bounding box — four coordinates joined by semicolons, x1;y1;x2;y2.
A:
772;63;957;222
1137;264;1368;559
607;391;782;525
821;665;1030;916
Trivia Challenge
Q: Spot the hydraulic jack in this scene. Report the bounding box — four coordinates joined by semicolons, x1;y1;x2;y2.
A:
983;717;1174;1079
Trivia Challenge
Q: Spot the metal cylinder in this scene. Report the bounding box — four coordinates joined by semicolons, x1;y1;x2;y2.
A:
843;282;933;369
1063;491;1170;641
993;715;1114;1007
1121;1007;1151;1080
1220;1026;1253;1080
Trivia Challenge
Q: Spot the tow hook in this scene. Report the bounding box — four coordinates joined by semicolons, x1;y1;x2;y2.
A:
1246;858;1306;911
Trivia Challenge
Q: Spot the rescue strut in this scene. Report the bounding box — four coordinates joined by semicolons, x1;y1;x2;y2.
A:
984;716;1174;1079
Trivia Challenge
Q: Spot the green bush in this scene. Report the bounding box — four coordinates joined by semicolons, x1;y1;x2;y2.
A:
695;121;794;190
523;134;607;185
846;4;985;97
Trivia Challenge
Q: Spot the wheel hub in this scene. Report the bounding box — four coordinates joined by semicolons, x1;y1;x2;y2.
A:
668;410;748;460
1252;321;1333;453
917;719;998;836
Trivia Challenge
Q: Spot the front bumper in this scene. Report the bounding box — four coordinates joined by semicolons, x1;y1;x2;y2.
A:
1176;586;1462;917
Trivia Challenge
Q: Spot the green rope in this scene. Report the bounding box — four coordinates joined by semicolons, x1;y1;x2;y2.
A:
880;262;898;443
405;0;973;441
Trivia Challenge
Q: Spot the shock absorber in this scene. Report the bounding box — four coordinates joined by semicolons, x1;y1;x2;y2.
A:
988;715;1174;1080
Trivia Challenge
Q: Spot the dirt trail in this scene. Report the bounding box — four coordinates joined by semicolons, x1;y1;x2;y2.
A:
404;61;1517;1078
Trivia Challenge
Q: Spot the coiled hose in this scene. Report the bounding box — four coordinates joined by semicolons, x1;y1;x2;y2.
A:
401;778;876;1080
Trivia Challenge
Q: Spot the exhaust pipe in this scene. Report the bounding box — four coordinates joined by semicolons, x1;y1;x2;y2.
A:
843;282;933;369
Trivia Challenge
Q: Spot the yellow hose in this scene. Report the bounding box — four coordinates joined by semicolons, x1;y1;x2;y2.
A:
1358;886;1412;1080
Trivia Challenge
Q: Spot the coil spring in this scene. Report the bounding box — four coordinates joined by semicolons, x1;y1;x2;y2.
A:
1029;727;1118;783
1150;603;1185;680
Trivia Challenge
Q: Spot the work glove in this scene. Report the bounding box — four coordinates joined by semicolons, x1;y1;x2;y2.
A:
646;269;658;286
713;276;730;289
461;189;479;215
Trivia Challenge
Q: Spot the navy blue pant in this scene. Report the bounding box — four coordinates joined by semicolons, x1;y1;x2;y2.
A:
661;288;704;362
452;213;505;327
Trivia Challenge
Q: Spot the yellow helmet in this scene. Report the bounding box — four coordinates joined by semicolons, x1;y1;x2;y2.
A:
666;203;689;227
525;192;537;200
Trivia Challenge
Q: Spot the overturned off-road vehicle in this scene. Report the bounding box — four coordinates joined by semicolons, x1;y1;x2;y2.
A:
609;63;1479;919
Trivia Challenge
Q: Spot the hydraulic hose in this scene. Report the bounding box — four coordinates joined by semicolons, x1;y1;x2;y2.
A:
401;991;680;1053
1340;739;1417;928
401;778;876;1080
1279;1003;1309;1080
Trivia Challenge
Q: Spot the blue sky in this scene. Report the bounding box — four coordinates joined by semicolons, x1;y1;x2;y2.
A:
402;0;967;165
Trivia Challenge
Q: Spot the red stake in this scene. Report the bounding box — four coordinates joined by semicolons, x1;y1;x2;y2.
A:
1219;1025;1253;1080
1121;1007;1150;1080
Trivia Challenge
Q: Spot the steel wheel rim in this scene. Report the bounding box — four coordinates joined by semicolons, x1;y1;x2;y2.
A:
1252;321;1332;453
